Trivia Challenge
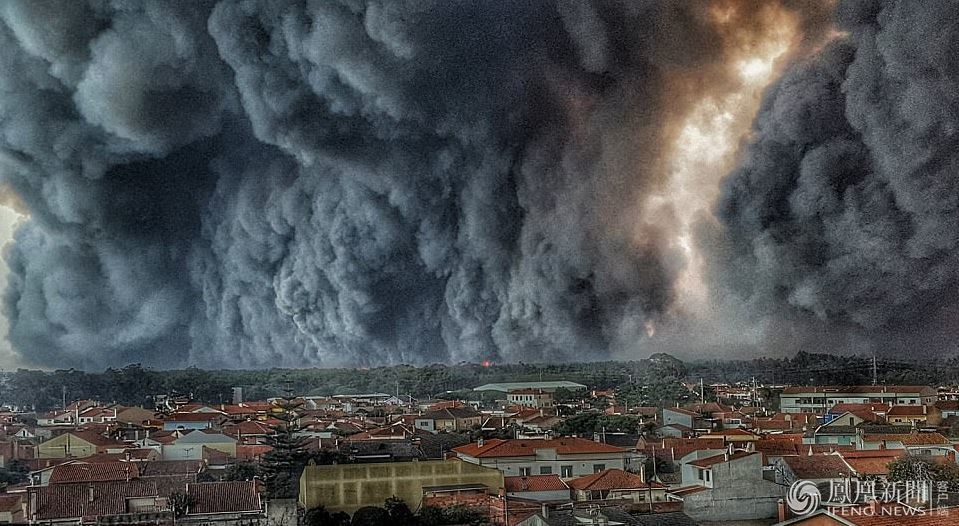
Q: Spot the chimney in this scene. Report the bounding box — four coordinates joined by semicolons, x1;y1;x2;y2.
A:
541;503;549;519
477;437;484;447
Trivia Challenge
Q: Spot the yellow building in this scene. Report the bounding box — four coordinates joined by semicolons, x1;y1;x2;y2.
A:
299;459;503;513
36;431;124;459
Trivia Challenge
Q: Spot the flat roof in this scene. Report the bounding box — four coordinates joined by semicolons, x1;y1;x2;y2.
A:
473;381;586;392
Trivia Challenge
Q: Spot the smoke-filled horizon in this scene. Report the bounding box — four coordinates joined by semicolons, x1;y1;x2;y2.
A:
0;0;954;370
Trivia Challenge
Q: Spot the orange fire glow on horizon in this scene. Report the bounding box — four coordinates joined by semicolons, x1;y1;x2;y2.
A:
641;4;802;328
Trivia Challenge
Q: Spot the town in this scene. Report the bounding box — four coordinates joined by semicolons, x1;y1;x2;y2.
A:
0;356;953;525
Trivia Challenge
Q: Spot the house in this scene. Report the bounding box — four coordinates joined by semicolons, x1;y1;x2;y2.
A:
453;438;632;478
886;405;934;426
507;389;554;409
675;451;782;522
164;430;237;460
772;455;853;485
36;431;126;459
857;431;952;455
567;469;668;504
504;475;571;501
27;480;165;523
114;406;156;426
836;450;905;478
662;408;700;430
780;386;938;414
185;481;263;520
414;407;484;432
162;411;227;431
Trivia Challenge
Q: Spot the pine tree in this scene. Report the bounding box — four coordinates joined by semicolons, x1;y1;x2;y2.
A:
259;392;311;498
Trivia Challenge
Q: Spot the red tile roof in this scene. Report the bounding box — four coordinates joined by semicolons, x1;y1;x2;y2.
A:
49;462;139;484
32;480;159;520
887;405;928;416
567;469;664;491
782;455;853;479
504;475;569;492
453;438;625;458
687;451;757;468
187;481;261;514
861;432;949;445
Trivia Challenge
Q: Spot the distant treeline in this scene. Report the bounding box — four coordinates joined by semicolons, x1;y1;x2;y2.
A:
1;351;954;411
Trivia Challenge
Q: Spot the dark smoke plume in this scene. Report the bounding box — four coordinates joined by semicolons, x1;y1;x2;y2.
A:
712;0;959;354
0;0;847;369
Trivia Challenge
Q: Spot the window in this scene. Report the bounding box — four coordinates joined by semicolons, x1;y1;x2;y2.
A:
561;466;573;478
705;470;711;482
520;467;531;476
698;469;704;480
848;417;855;426
593;464;606;473
540;466;552;475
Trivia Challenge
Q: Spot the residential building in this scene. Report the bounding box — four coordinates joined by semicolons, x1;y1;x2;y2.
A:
36;431;125;459
886;404;933;425
780;386;937;414
507;389;554;409
567;468;668;503
298;459;503;513
453;438;632;478
414;407;484;432
163;430;237;460
504;475;571;501
676;451;783;522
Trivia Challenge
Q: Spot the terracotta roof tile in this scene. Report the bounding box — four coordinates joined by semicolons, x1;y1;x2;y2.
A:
454;438;624;458
567;469;663;491
504;475;569;492
187;481;261;514
49;462;139;484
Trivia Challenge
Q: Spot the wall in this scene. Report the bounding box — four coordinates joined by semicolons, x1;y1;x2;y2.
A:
682;454;783;522
298;459;504;513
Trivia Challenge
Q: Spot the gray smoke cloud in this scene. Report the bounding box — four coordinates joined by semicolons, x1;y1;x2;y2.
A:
711;0;959;355
0;0;886;369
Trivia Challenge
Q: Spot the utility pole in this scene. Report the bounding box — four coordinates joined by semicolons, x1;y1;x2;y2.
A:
700;378;705;404
872;355;878;386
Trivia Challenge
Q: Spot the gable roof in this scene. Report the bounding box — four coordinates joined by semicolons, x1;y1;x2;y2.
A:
453;438;625;458
687;451;757;468
781;455;853;479
32;480;159;520
567;469;664;491
187;481;261;514
49;462;139;484
504;475;569;492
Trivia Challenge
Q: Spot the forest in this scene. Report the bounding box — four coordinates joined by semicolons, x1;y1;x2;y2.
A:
1;351;955;411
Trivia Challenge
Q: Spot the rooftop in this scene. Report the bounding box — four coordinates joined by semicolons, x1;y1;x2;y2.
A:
453;438;625;458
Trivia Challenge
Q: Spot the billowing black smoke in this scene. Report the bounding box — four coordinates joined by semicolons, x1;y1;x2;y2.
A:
712;0;959;352
0;0;792;369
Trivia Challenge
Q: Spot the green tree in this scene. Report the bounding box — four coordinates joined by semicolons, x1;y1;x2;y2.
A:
384;497;417;526
224;462;258;481
888;456;959;491
259;394;310;498
303;506;351;526
350;506;391;526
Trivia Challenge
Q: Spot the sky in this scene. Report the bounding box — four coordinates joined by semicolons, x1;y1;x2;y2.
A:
0;0;957;370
